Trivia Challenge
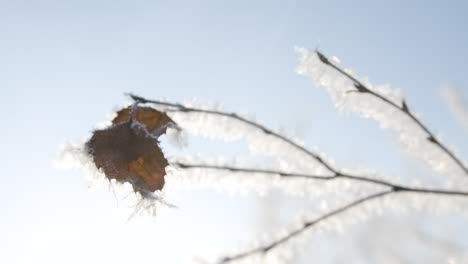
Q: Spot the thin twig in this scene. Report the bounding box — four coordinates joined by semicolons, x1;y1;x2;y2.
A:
219;190;393;263
127;93;337;174
174;162;332;180
315;51;468;177
174;162;468;197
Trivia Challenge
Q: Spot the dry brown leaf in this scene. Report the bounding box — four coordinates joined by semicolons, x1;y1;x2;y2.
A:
86;106;175;194
112;106;174;137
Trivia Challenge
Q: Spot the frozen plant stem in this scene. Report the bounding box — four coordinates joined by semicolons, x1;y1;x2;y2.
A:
128;93;336;173
216;184;468;263
219;190;392;263
316;51;468;177
175;162;468;197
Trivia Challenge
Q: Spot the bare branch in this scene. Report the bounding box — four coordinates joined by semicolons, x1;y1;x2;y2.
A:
315;51;468;177
174;162;332;180
128;93;338;174
219;190;393;263
174;162;468;197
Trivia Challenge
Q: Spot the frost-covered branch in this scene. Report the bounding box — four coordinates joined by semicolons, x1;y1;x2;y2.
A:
219;190;393;263
174;162;468;197
174;162;332;180
128;93;336;174
311;51;468;177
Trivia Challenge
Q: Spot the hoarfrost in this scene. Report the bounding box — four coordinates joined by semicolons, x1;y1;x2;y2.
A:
55;141;106;187
165;155;390;199
296;47;468;184
219;190;391;264
56;140;174;216
166;100;329;175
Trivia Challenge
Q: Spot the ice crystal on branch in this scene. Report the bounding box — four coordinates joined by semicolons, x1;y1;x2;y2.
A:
296;47;468;185
167;107;329;176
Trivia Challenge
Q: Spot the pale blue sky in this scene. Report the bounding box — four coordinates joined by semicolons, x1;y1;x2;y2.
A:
1;1;467;263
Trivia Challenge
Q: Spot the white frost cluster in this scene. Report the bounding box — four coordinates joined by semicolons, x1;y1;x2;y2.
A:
166;156;383;199
55;141;106;187
167;99;330;176
165;156;282;196
55;141;174;216
221;190;389;264
383;191;468;218
296;47;468;185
